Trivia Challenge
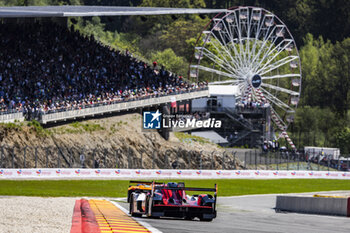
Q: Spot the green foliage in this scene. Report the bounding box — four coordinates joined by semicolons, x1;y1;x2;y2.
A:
69;121;105;133
27;120;51;137
159;16;208;59
299;34;350;116
150;48;187;76
174;132;212;144
266;162;337;171
70;17;148;62
0;122;23;131
335;127;350;154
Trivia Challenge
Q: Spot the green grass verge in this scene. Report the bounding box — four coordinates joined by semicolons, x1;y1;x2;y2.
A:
259;162;338;171
0;179;350;197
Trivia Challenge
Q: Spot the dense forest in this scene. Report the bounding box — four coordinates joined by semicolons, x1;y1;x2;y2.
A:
1;0;350;153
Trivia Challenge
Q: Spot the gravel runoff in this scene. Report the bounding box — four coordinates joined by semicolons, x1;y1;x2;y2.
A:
0;196;77;233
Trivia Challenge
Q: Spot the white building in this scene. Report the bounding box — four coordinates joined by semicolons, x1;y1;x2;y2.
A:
191;85;240;111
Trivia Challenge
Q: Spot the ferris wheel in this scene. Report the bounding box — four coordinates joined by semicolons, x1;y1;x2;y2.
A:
190;6;302;149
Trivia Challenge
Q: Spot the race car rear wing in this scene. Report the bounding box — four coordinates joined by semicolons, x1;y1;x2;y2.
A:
129;180;164;185
155;186;217;192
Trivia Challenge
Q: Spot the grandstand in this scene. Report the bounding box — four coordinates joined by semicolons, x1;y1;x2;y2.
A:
0;6;219;124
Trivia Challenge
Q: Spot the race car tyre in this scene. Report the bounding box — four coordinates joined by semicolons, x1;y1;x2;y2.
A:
129;194;142;217
184;216;194;220
129;194;133;214
199;215;213;222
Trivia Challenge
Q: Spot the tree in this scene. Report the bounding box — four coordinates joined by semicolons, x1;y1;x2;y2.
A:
159;16;208;59
150;48;187;76
335;127;350;154
328;38;350;116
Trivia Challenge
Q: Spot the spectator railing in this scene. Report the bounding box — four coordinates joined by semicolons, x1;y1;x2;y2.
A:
40;88;209;124
0;111;25;123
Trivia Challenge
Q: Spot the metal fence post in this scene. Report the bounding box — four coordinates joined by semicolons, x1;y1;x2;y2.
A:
244;152;247;169
23;146;27;168
347;157;349;172
317;154;320;171
57;148;60;168
266;152;268;170
92;149;95;168
104;148;107;168
35;147;38;168
259;149;262;164
254;150;257;170
46;147;49;168
297;152;300;170
233;151;236;170
152;151;155;169
211;151;215;170
0;146;3;168
70;149;73;168
115;150;118;168
128;147;131;169
199;151;202;170
222;152;225;170
140;151;143;169
327;155;330;172
176;150;179;169
287;152;289;171
249;150;252;167
12;147;15;168
276;152;278;170
165;150;169;169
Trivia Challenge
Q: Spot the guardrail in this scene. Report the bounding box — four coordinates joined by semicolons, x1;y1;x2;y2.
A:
40;89;209;124
0;112;25;123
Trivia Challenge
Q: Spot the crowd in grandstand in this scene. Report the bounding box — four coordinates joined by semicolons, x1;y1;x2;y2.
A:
235;101;270;110
0;21;206;119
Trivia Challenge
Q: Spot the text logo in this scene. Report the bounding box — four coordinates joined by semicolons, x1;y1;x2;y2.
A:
143;110;162;129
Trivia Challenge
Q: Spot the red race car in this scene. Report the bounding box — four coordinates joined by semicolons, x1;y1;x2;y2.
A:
127;181;217;221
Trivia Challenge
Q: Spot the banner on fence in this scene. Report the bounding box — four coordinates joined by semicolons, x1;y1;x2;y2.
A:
0;169;350;179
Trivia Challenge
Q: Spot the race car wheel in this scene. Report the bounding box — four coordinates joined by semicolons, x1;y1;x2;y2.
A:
184;216;194;221
129;194;134;214
129;194;142;217
199;215;213;222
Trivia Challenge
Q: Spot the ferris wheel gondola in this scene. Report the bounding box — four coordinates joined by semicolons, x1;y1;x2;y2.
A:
190;7;302;149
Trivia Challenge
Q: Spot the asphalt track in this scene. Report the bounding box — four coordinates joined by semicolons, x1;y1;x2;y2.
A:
116;194;350;233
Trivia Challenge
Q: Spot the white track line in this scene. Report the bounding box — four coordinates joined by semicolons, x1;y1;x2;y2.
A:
111;200;163;233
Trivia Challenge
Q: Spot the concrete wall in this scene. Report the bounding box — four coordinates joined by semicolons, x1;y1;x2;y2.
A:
276;196;350;217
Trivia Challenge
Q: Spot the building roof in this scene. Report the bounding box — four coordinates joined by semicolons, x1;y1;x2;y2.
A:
209;85;240;96
0;5;226;18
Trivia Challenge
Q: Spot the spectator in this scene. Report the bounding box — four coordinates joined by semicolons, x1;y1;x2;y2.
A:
0;21;207;119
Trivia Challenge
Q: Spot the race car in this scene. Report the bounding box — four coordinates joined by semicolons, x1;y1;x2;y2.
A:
127;180;217;221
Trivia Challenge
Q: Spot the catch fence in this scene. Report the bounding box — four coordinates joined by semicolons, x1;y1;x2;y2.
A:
0;146;349;172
